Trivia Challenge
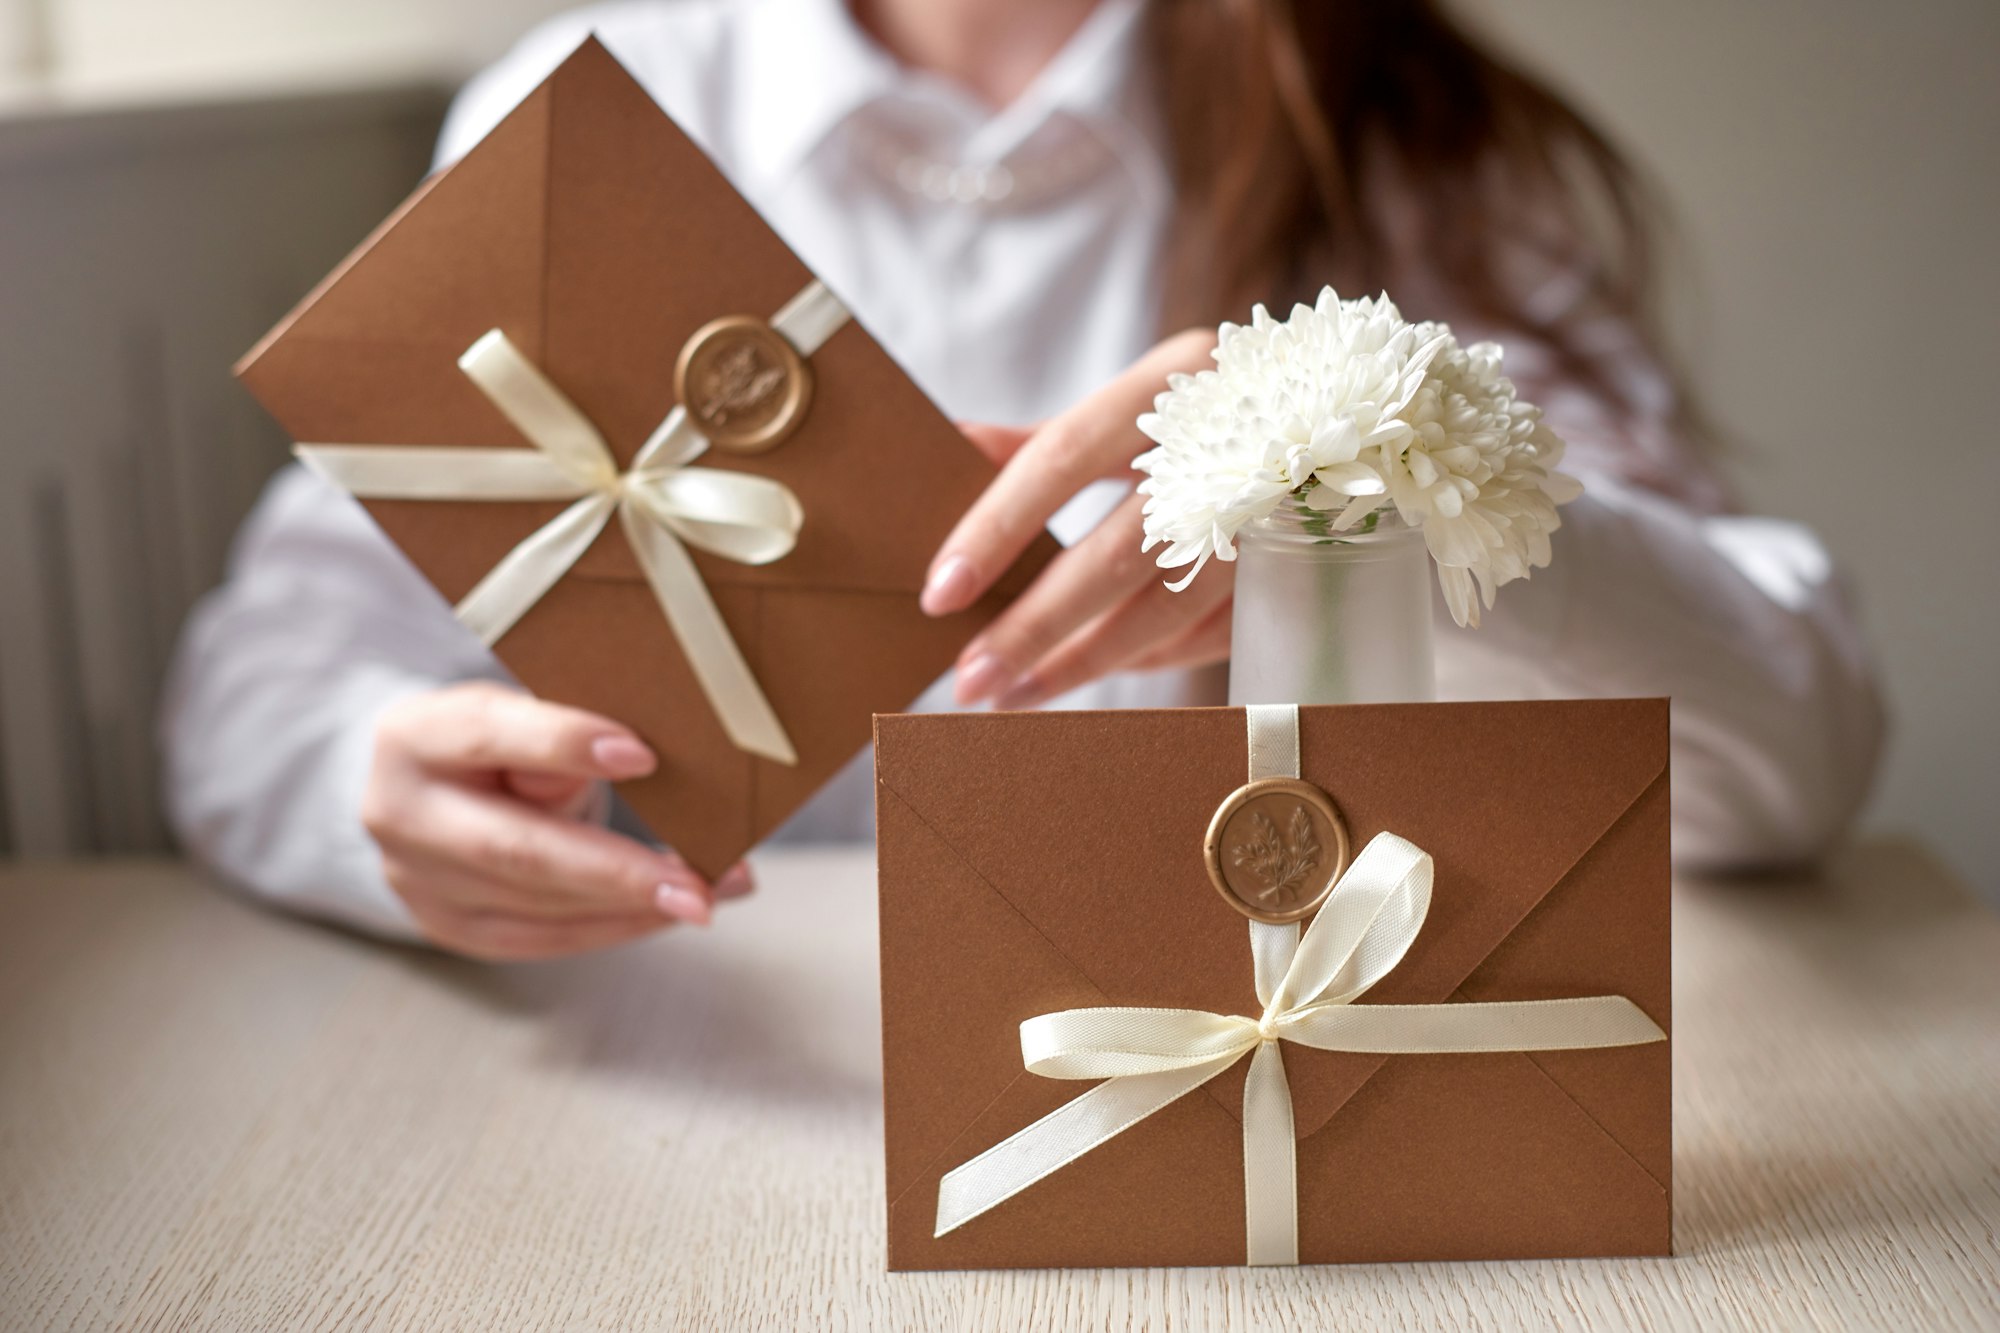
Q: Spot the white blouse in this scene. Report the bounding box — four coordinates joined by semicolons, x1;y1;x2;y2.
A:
161;0;1884;939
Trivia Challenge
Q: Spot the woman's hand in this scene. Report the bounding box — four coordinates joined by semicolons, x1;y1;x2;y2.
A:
362;682;751;960
920;329;1234;706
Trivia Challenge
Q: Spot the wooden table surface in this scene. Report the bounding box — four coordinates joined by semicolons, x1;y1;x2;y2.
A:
2;842;1996;1332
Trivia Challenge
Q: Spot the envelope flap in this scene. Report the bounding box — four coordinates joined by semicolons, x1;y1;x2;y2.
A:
1313;700;1669;1007
872;700;1669;1144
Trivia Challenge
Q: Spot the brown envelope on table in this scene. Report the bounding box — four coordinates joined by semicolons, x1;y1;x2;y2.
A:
235;38;1056;878
874;699;1671;1269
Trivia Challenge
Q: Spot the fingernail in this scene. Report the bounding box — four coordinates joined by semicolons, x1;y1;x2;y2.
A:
955;652;1014;706
655;882;712;926
921;554;978;617
591;734;656;778
993;675;1047;711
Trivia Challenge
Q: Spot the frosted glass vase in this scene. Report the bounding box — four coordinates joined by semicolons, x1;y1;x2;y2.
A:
1227;498;1437;707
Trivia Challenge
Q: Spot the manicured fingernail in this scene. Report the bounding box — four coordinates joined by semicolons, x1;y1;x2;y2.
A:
955;652;1013;706
993;675;1047;711
715;864;755;899
655;882;711;926
591;734;655;778
921;554;978;617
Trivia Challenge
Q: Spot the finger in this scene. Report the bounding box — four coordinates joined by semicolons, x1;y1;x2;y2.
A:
952;490;1155;705
922;330;1215;618
393;832;715;926
956;421;1034;468
415;904;674;962
994;564;1237;710
714;862;756;900
385;784;713;924
383;685;656;781
384;844;678;923
503;768;597;814
1124;598;1235;673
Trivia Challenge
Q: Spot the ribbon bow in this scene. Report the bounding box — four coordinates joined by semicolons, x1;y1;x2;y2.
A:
296;285;848;765
934;830;1666;1265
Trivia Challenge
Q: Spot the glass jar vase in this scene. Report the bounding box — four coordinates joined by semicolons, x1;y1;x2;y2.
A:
1227;497;1437;706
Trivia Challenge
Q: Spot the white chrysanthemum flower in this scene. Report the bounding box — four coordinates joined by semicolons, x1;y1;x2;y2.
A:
1133;287;1580;627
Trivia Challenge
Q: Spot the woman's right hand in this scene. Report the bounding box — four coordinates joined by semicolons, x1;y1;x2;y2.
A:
362;682;749;960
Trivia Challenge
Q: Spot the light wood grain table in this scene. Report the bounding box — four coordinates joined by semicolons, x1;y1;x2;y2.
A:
2;842;1996;1331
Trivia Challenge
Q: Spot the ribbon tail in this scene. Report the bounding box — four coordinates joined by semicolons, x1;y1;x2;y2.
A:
1283;995;1667;1054
455;492;616;647
618;502;798;766
1242;1041;1298;1266
935;1057;1234;1239
295;445;587;500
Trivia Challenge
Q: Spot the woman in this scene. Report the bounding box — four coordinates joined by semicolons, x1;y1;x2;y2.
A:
162;0;1882;959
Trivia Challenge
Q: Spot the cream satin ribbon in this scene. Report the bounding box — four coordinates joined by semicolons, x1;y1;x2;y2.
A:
295;281;852;766
933;704;1667;1265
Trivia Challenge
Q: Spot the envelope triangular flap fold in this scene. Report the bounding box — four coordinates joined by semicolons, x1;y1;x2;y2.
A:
1450;764;1673;1196
874;776;1107;1207
1301;699;1669;1010
873;700;1669;1146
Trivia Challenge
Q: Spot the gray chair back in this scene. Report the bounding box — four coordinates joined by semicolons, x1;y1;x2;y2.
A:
0;85;447;855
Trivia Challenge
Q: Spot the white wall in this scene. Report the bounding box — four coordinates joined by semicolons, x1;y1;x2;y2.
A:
1458;0;2000;893
0;0;48;79
29;0;564;91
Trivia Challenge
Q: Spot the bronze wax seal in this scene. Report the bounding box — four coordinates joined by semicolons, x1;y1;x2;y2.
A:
675;315;812;453
1204;778;1351;925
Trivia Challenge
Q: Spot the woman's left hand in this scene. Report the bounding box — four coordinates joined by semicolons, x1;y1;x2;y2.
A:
919;329;1233;708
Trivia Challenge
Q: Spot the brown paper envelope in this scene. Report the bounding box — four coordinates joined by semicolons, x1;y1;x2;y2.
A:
873;700;1671;1269
234;38;1057;877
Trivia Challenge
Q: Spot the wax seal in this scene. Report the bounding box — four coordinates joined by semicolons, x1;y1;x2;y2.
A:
1204;778;1350;925
675;315;812;453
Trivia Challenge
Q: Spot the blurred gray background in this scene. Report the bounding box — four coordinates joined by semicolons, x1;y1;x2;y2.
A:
1;0;1994;895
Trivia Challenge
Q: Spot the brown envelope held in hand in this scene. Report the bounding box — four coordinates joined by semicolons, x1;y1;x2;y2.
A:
236;38;1055;877
874;700;1671;1269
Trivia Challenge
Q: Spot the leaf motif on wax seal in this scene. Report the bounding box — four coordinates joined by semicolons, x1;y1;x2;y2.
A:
1231;802;1323;905
1232;812;1285;890
697;343;786;424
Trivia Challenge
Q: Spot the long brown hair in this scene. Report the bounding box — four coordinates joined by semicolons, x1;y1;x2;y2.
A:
1151;0;1691;435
